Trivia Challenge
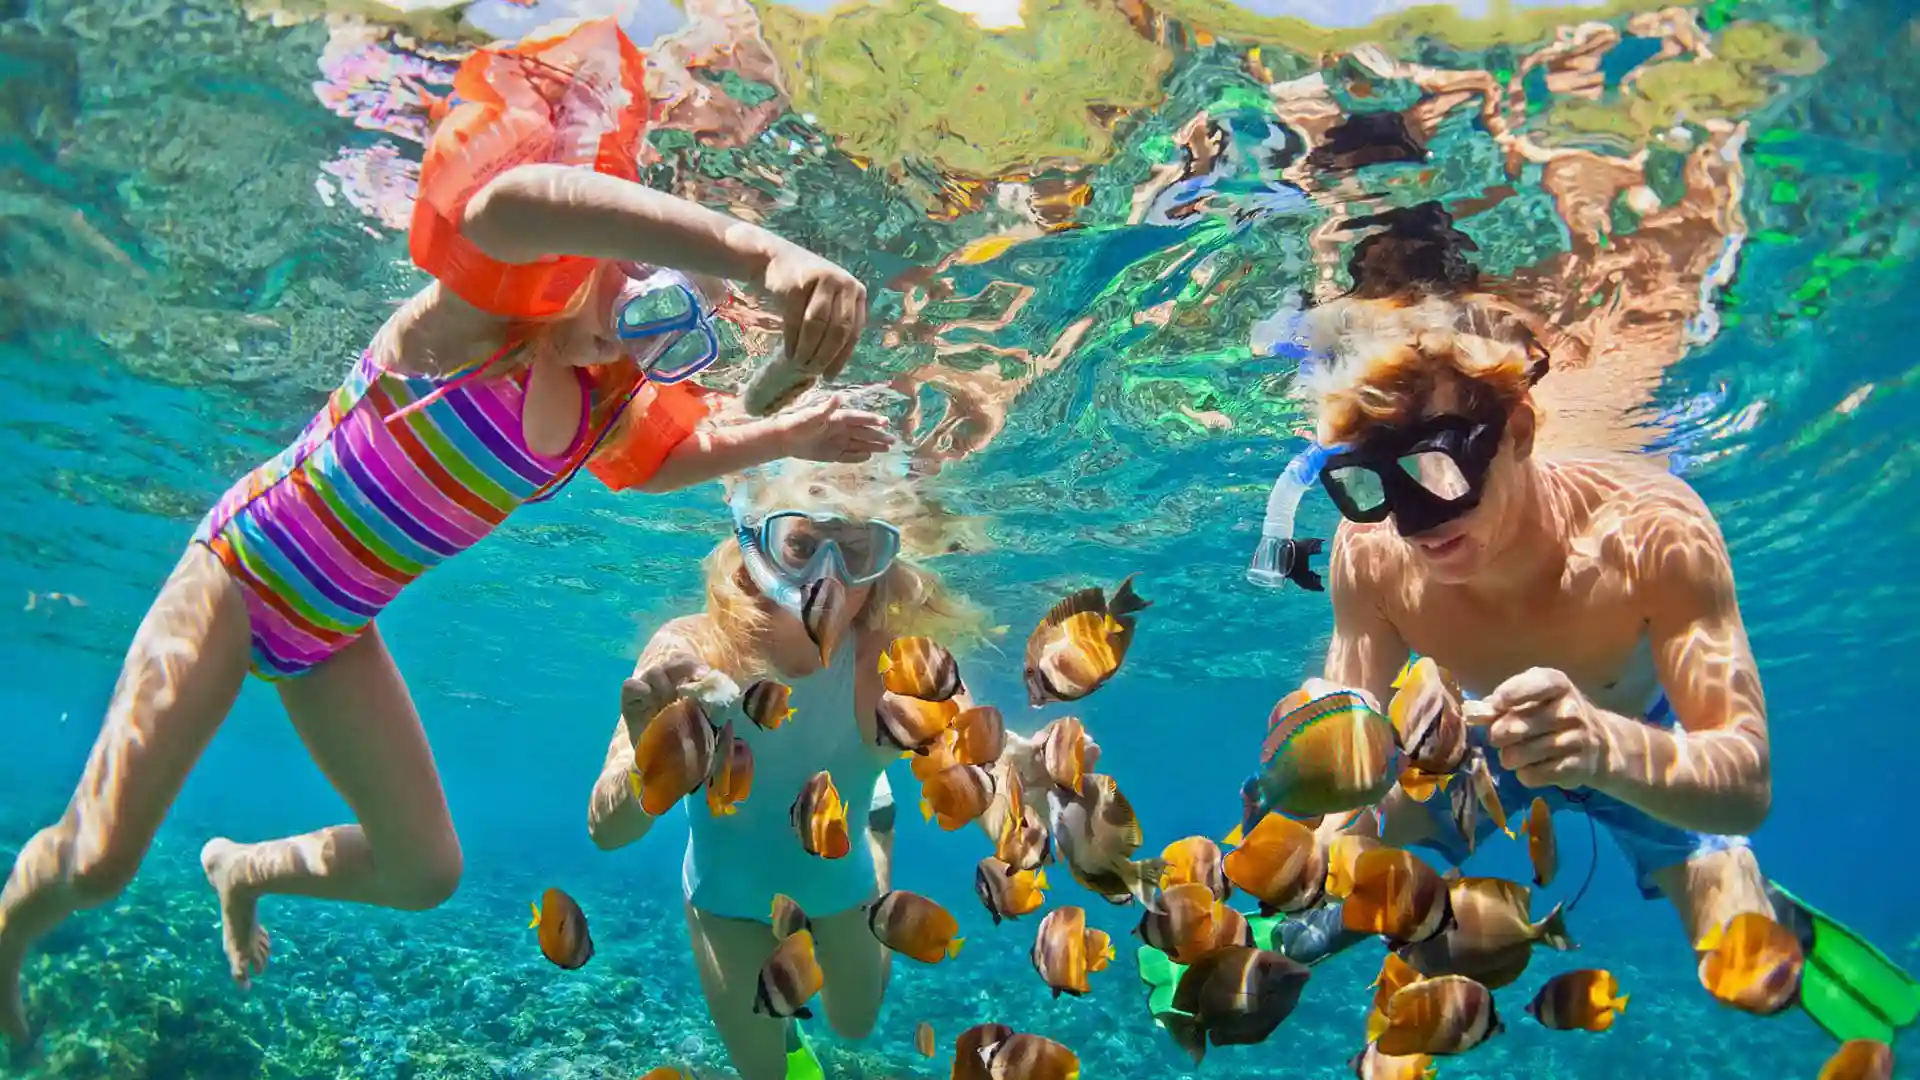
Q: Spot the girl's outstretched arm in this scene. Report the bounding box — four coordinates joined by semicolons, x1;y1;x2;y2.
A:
588;617;717;850
460;165;866;375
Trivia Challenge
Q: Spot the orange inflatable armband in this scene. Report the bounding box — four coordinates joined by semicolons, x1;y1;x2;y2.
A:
410;18;650;319
586;379;719;492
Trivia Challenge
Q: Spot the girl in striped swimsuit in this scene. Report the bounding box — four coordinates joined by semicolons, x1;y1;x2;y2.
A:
0;21;893;1050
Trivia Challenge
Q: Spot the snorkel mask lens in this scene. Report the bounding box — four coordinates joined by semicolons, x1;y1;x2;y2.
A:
1319;414;1503;536
760;512;902;586
614;268;721;384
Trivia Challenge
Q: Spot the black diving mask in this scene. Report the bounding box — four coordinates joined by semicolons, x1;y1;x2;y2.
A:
1318;413;1506;537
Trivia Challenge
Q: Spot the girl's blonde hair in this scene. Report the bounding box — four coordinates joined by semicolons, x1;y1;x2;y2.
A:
1297;291;1549;446
674;455;990;681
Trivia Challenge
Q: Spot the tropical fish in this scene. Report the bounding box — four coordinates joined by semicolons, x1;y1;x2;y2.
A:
1695;911;1804;1016
1243;689;1400;822
792;770;852;859
704;720;754;816
1162;946;1311;1065
639;1068;690;1080
801;575;848;666
912;728;963;781
877;691;961;754
975;1032;1080;1080
1034;716;1095;795
1376;974;1503;1057
528;887;594;970
1526;968;1628;1032
994;771;1051;873
753;928;824;1019
1326;834;1383;899
1032;905;1114;997
952;1023;1015;1080
952;706;1007;765
1222;812;1326;915
629;697;717;816
915;1021;937;1058
1343;848;1453;945
1517;797;1557;887
1023;576;1150;706
975;858;1049;924
1136;882;1228;965
1160;836;1229;901
1202;903;1254;955
1348;1043;1436;1080
1819;1039;1895;1080
1388;658;1469;775
1447;748;1509;854
1048;775;1154;905
922;764;995;830
1398;875;1573;989
1366;953;1424;1041
880;636;963;701
771;893;810;940
742;679;796;730
866;890;965;963
1396;765;1452;803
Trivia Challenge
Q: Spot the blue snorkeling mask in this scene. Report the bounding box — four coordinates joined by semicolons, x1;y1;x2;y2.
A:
611;266;721;384
731;492;903;612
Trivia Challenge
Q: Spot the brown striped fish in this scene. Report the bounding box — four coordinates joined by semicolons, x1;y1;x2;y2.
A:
1023;576;1150;706
704;720;754;816
975;858;1048;924
866;890;964;963
629;697;716;816
528;887;593;970
753;928;823;1019
791;770;852;859
1343;848;1452;945
921;764;995;831
952;1023;1014;1080
742;678;796;730
1163;946;1311;1065
1223;813;1325;915
800;575;848;667
877;691;961;754
879;636;963;701
1031;905;1113;997
1159;836;1229;901
1526;968;1628;1031
1376;975;1503;1057
975;1032;1080;1080
951;705;1007;765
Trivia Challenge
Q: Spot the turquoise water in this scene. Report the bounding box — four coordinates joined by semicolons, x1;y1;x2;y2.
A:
4;0;1919;1076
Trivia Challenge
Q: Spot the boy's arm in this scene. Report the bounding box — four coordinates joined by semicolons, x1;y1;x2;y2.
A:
1597;496;1771;834
1311;523;1412;844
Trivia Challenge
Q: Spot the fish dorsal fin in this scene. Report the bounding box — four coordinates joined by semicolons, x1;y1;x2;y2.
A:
1097;776;1144;852
1041;587;1109;630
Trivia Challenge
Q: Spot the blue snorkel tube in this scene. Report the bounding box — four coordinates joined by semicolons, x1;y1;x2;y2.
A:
1246;298;1331;592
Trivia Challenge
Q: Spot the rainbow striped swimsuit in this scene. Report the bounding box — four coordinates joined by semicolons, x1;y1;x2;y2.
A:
194;349;611;679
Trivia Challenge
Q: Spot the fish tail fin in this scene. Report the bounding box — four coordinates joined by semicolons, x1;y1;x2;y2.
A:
1287;538;1326;591
1365;1008;1389;1042
1615;993;1629;1014
1160;1012;1206;1065
1694;922;1727;954
1222;823;1245;848
795;1006;813;1020
948;937;966;958
1536;902;1575;951
920;798;934;823
1110;574;1152;615
1103;614;1124;636
528;902;541;929
877;653;892;675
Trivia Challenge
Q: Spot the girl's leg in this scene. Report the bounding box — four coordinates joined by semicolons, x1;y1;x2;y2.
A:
198;623;462;987
811;809;896;1042
0;545;253;1047
686;903;789;1080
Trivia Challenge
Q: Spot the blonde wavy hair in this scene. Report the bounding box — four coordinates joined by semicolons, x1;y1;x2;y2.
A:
673;455;990;681
1297;291;1551;446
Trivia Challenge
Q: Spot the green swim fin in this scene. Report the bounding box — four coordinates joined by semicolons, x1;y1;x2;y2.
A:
1136;912;1287;1027
1768;880;1920;1044
785;1020;825;1080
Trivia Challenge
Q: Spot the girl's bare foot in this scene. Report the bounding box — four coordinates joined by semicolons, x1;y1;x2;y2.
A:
200;839;271;989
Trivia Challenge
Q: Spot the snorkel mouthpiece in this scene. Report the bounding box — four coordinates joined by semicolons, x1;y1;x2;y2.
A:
1248;443;1331;592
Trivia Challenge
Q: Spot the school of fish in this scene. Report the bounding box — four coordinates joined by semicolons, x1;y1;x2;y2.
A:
535;599;1855;1080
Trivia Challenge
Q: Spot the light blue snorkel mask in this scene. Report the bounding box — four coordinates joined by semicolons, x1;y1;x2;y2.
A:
728;403;911;611
1247;297;1333;592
